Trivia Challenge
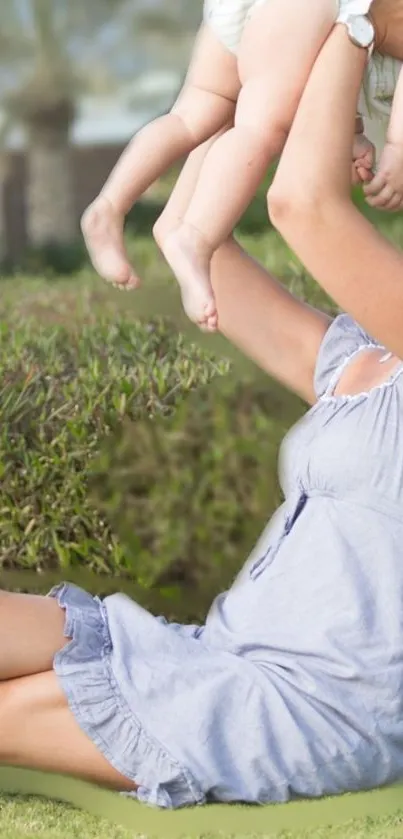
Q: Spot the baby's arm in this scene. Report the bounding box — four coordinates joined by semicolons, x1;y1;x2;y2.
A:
99;25;239;216
364;64;403;211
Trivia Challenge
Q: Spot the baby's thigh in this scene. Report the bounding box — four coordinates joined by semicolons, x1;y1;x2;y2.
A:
187;23;240;102
238;0;338;121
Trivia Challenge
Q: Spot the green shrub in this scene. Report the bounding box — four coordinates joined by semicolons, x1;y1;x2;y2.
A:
91;378;303;595
0;293;303;619
2;212;402;619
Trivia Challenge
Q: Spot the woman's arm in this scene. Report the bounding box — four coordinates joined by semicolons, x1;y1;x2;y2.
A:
211;239;330;404
268;25;403;359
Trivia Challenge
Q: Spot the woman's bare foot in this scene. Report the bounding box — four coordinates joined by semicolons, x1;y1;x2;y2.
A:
81;196;139;289
163;223;218;330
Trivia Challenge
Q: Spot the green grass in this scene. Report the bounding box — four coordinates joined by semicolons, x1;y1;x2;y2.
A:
0;796;132;839
0;793;402;839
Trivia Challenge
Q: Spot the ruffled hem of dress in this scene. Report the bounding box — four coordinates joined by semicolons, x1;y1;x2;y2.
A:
48;582;204;809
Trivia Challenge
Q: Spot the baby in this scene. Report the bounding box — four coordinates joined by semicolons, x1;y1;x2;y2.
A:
82;0;398;331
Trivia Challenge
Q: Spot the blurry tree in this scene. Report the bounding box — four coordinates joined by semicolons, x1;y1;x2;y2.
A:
0;116;13;264
133;0;203;72
0;0;136;250
0;0;203;254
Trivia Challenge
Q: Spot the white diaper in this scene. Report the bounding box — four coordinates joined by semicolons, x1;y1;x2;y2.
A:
205;0;375;57
203;0;266;55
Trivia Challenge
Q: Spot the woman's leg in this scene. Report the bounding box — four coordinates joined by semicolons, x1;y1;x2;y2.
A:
0;589;137;790
81;25;239;290
0;590;66;680
163;0;338;328
0;672;136;791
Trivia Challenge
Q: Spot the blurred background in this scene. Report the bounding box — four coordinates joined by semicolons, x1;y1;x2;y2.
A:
0;0;203;267
1;0;402;624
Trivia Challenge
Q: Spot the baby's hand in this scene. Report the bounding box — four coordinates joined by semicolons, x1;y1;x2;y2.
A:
352;133;375;186
364;141;403;211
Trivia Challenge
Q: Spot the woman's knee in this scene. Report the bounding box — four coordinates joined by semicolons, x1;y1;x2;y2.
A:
0;673;138;792
0;672;69;764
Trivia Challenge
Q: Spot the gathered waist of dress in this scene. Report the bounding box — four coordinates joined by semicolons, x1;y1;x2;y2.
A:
293;486;403;525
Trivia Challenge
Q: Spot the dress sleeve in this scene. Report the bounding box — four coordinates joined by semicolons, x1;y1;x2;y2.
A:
313;314;377;399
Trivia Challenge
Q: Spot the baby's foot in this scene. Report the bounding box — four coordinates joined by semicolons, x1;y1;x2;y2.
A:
81;196;139;289
163;224;218;330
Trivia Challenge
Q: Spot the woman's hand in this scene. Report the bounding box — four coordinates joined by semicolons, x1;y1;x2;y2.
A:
370;0;403;61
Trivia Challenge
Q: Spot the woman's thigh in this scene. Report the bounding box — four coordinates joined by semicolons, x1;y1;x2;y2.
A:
0;589;67;680
0;671;136;791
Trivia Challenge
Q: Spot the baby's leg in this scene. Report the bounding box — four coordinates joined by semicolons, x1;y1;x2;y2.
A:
153;126;231;247
164;0;338;328
153;129;231;331
81;25;239;290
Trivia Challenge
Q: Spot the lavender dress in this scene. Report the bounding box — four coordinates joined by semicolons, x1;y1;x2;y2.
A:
50;314;403;808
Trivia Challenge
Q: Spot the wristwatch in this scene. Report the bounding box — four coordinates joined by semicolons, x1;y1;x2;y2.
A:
338;13;375;58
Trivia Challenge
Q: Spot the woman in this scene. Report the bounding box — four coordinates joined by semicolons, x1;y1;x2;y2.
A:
1;6;403;810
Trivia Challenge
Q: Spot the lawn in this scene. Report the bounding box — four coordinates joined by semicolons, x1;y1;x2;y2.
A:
0;789;402;839
1;211;403;836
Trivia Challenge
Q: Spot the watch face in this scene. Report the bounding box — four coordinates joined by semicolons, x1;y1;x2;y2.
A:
348;14;374;48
